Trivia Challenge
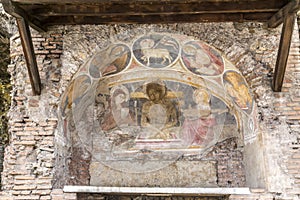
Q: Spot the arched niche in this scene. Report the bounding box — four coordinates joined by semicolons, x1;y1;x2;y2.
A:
55;33;264;189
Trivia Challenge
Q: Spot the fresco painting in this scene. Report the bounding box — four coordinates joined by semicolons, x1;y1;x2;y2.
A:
59;33;256;173
223;71;253;113
133;34;180;68
89;44;131;78
181;41;224;76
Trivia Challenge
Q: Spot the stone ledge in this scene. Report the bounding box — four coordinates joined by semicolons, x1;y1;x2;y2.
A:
63;186;251;196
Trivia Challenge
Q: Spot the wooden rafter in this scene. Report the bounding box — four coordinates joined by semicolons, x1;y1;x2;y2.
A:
16;18;42;95
269;0;300;92
268;0;300;28
2;0;42;95
2;0;46;32
272;13;296;92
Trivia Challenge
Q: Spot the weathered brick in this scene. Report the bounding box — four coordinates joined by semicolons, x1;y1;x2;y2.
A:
51;195;65;200
14;180;34;185
63;193;77;200
14;195;40;200
32;189;52;195
37;184;52;190
14;141;36;146
13;185;36;190
287;116;300;120
35;50;50;54
14;176;35;180
32;37;46;42
24;126;41;131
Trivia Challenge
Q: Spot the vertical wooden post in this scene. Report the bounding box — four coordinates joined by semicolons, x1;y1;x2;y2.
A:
16;17;42;95
272;13;296;92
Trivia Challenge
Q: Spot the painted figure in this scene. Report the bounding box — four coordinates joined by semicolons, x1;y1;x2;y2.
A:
111;85;134;127
223;71;253;111
95;95;116;131
89;44;131;78
61;75;91;117
182;88;216;146
182;42;223;76
141;81;178;139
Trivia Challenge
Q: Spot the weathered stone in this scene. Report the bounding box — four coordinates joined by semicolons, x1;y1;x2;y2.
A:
90;161;217;187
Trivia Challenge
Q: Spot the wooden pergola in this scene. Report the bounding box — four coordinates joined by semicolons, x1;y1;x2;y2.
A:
1;0;300;95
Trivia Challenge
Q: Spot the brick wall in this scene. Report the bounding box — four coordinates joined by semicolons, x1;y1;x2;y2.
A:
0;30;63;200
0;21;299;199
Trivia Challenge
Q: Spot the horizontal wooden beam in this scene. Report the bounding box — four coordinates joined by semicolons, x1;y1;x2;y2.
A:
27;2;281;17
11;0;288;26
272;13;296;92
41;12;275;26
268;0;300;28
6;0;290;27
10;0;289;5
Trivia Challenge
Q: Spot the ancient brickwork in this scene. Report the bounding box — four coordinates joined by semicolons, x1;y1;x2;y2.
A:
0;30;63;200
271;22;300;197
201;138;245;187
0;21;299;200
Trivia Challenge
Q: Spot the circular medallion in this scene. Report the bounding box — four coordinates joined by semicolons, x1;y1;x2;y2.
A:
133;34;180;68
181;41;224;76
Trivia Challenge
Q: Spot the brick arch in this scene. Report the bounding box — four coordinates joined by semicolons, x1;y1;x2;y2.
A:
56;32;264;189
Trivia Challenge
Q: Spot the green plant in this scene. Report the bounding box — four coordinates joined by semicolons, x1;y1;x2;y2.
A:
0;38;11;146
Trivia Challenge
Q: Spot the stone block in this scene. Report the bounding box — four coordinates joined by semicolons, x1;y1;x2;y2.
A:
90;161;217;187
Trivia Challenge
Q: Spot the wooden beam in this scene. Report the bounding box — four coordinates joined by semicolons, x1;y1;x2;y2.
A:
272;13;296;92
16;17;42;95
2;0;46;32
10;0;289;4
28;2;281;17
268;0;300;28
41;12;275;26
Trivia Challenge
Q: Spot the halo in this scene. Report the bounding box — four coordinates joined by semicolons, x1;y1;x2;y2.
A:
192;88;211;104
182;43;197;56
140;38;155;49
110;84;130;102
